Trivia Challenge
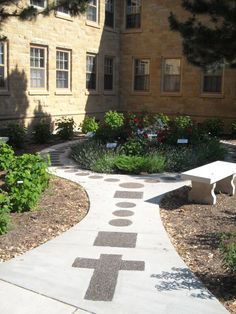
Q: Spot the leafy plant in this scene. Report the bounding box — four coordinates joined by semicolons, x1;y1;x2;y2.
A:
0;190;11;235
114;155;145;174
33;120;52;144
0;143;15;171
104;111;124;130
91;153;116;173
71;140;108;170
154;113;170;128
202;118;224;137
80;116;99;134
6;123;27;148
142;154;166;173
5;154;50;212
121;138;147;156
55;117;75;140
174;116;193;130
220;233;236;272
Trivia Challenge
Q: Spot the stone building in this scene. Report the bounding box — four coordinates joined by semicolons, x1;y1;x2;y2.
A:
0;0;236;129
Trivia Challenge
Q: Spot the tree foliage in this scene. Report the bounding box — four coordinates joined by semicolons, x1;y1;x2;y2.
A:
169;0;236;68
0;0;89;23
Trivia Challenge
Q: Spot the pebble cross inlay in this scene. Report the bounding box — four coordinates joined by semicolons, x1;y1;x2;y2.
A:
72;254;145;301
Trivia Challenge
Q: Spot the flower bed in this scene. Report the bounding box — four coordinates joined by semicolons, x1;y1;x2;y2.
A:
71;111;226;175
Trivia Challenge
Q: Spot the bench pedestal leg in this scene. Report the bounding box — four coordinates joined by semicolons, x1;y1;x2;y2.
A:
189;182;216;205
215;175;235;195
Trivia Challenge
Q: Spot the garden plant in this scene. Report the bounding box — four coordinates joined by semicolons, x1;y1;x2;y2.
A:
71;111;226;175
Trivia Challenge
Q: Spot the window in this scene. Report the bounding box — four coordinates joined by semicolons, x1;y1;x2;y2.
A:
202;67;223;94
126;0;141;29
86;53;97;90
56;0;69;15
162;58;181;93
87;0;98;23
134;59;150;91
105;0;114;28
104;56;114;91
30;46;47;89
0;42;7;90
56;50;71;89
30;0;45;8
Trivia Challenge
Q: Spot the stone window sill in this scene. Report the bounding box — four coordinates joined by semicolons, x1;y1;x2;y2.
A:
55;12;73;21
86;21;100;29
28;90;49;96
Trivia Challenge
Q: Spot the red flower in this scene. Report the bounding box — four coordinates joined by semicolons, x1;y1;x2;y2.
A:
134;117;139;123
144;133;148;138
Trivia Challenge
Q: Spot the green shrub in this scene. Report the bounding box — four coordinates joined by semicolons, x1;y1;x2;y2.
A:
231;121;236;138
121;138;147;156
154;113;170;128
7;123;27;148
142;154;166;173
114;155;145;174
0;143;15;171
80;116;99;134
104;111;124;130
56;117;75;140
202;118;224;137
71;140;108;170
0;190;11;235
33;120;52;144
91;153;116;173
220;233;236;272
5;154;50;212
174;116;193;129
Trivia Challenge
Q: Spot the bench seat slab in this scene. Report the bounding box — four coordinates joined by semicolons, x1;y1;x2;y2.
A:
215;175;235;195
189;182;216;205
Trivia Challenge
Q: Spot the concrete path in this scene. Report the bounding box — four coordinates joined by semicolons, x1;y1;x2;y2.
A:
0;141;229;314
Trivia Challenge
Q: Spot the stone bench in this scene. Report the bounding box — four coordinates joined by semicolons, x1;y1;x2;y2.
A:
181;161;236;205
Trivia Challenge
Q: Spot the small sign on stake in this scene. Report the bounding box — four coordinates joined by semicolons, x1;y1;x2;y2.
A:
177;139;188;144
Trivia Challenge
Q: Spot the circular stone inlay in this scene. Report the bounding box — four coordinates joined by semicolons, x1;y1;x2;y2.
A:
89;175;103;179
144;179;160;183
113;210;134;217
119;182;144;189
109;219;133;227
104;178;120;182
76;172;90;176
115;202;136;208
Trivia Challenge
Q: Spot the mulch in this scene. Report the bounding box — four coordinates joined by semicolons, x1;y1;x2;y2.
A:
160;185;236;314
0;176;89;262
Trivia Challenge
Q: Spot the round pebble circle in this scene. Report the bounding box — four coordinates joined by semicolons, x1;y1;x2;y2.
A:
119;182;144;189
89;175;103;179
76;172;90;176
145;179;160;183
115;202;136;208
104;178;120;182
109;219;133;227
113;210;134;217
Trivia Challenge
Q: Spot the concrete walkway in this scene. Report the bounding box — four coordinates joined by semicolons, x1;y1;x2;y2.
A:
0;141;229;314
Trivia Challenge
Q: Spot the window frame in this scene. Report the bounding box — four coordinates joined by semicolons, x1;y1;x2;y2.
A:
30;44;48;91
133;58;150;92
201;67;224;96
161;57;182;95
0;40;9;93
86;0;99;24
125;0;141;30
104;55;115;93
56;48;71;91
105;0;115;29
29;0;46;9
86;53;98;92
